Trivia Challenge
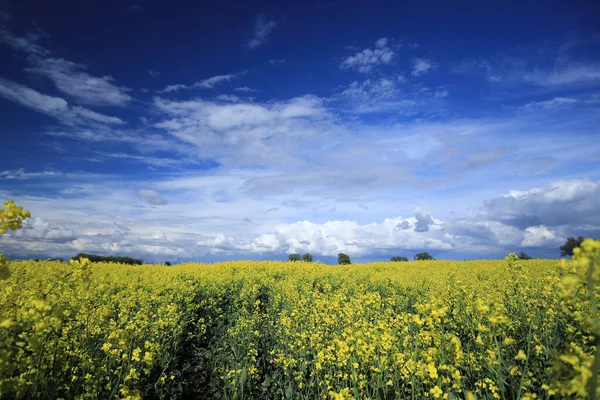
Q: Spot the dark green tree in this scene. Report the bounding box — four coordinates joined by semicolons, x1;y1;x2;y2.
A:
518;252;532;260
390;256;409;262
414;252;435;261
288;253;301;262
560;236;585;257
337;253;351;265
164;261;171;266
71;253;143;265
302;253;313;262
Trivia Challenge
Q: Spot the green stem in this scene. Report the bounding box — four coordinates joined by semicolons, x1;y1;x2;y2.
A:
588;255;599;400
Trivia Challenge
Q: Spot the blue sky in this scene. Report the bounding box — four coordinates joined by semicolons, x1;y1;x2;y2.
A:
1;0;599;263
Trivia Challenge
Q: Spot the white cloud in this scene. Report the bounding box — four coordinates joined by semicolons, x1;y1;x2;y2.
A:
535;64;600;86
153;94;328;166
269;59;285;66
0;27;48;56
235;86;257;92
137;189;168;206
340;38;395;73
520;97;577;112
0;78;125;125
1;27;131;107
455;49;600;90
27;58;132;107
0;77;68;114
412;57;435;76
521;225;558;247
9;217;76;243
72;106;125;124
0;169;58;180
159;72;244;93
335;78;421;113
246;15;277;49
215;94;242;103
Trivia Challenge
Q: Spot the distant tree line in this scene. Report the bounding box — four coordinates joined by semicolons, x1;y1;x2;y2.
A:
71;253;143;265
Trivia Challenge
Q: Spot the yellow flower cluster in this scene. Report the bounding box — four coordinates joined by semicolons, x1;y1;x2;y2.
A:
0;242;598;398
0;200;31;280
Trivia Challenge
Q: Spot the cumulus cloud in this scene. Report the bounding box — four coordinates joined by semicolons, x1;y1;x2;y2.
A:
9;217;76;243
521;225;559;247
246;15;277;49
340;37;395;73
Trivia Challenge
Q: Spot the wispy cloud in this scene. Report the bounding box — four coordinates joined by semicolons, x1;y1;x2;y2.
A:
235;86;257;93
246;15;277;49
159;72;245;93
71;106;125;124
137;189;168;206
412;57;435;76
527;63;600;87
0;77;125;125
27;58;132;106
520;96;577;112
340;37;395;73
1;26;132;107
454;41;600;92
0;169;59;180
0;26;48;56
269;58;285;66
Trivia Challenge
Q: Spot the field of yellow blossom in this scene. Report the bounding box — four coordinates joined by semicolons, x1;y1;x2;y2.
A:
1;245;598;400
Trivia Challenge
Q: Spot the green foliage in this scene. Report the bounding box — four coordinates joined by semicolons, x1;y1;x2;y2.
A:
164;261;171;266
414;252;435;261
518;251;533;260
71;253;143;265
560;236;585;257
337;253;351;265
390;256;409;262
301;253;313;262
288;253;301;262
